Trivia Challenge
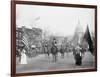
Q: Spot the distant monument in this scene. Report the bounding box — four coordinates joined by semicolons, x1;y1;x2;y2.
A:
71;20;84;46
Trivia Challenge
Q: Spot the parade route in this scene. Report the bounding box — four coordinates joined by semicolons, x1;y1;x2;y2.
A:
16;51;94;73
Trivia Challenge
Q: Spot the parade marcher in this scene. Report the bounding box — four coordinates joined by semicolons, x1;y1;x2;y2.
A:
31;45;37;53
60;44;65;58
52;38;57;46
17;48;21;63
44;42;50;57
20;46;27;64
74;43;82;66
51;38;58;62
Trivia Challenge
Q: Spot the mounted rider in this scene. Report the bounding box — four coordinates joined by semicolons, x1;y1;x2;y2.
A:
52;38;57;47
51;38;58;62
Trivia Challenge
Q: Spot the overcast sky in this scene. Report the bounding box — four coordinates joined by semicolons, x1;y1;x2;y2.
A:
16;4;95;36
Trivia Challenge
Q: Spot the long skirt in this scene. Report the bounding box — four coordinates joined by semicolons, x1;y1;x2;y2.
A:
75;54;82;66
20;53;27;64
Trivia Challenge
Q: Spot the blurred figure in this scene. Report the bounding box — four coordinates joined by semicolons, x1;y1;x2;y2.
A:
51;38;58;62
52;38;57;46
60;44;65;58
74;44;82;66
44;42;50;57
20;46;27;64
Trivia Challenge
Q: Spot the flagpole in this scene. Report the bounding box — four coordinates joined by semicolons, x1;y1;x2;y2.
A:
32;16;40;28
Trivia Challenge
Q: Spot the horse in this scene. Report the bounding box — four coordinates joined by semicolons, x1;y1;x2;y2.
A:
51;45;58;62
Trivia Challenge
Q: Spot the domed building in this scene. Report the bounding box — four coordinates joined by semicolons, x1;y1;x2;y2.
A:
71;21;84;46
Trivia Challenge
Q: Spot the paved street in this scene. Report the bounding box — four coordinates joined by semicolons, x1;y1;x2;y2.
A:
16;51;95;73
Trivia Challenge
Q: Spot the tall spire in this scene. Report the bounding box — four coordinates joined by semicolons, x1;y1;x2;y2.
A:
75;20;83;33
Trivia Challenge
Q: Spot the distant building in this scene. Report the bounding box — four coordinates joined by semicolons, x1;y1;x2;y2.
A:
16;26;42;50
71;21;84;46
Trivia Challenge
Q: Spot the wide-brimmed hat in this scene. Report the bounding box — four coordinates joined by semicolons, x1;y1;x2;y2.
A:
31;45;36;48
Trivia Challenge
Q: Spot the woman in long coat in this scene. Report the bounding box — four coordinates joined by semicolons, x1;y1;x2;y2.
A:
74;45;82;66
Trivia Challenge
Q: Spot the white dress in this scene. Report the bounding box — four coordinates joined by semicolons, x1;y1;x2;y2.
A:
20;49;27;64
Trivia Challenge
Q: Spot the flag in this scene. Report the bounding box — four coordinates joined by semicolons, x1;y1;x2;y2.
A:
22;35;29;50
83;26;93;54
34;16;40;21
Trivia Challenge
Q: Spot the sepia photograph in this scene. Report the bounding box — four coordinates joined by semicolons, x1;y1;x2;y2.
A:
11;1;97;76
